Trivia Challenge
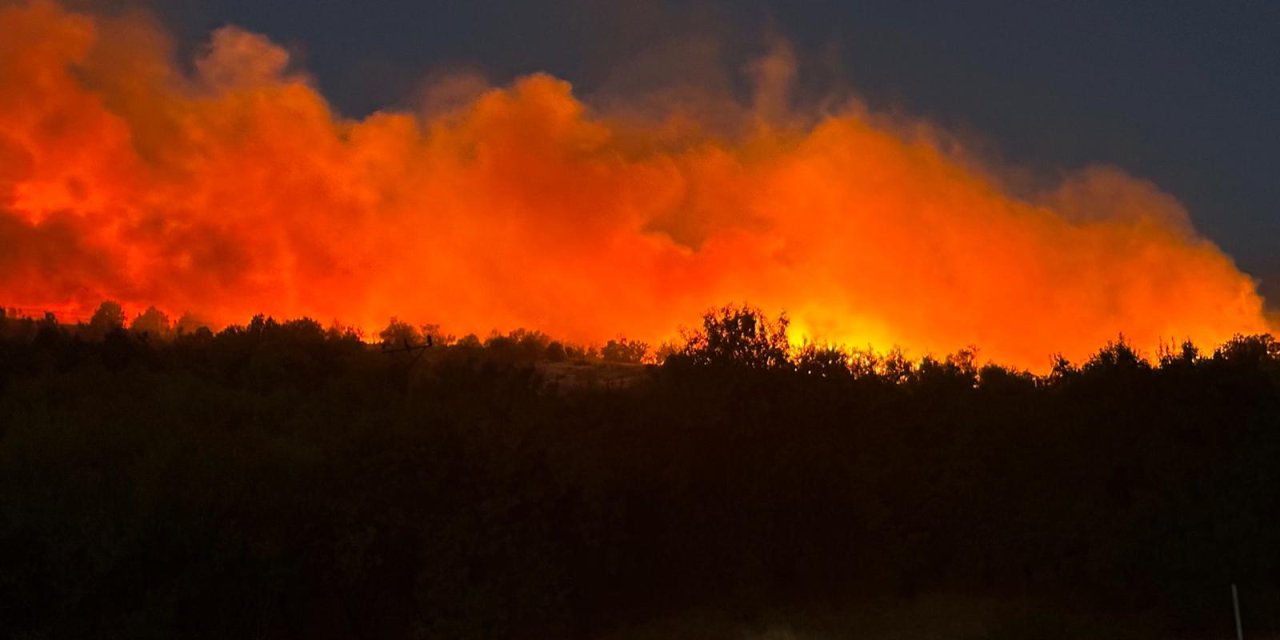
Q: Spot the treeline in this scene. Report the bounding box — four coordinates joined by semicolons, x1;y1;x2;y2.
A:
0;302;654;365
1;303;1279;638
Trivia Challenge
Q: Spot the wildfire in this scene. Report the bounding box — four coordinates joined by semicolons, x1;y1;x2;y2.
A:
0;1;1270;369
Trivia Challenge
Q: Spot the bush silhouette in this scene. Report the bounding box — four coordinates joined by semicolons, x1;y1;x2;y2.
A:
676;303;792;369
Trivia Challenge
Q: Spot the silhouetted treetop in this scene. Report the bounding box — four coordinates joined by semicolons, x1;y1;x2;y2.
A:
129;305;172;340
676;304;792;369
379;317;425;348
602;338;648;364
1214;333;1280;367
1083;336;1151;373
794;342;851;378
85;300;125;340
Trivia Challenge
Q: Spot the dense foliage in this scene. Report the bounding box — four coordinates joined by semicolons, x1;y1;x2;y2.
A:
1;305;1279;638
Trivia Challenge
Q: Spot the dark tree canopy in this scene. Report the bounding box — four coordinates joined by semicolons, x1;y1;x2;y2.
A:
676;304;792;369
129;305;172;340
85;300;125;339
1;307;1280;638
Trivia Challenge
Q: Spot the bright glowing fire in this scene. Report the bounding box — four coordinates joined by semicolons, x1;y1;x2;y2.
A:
0;1;1270;369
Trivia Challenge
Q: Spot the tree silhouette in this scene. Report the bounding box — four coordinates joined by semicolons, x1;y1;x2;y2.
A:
677;303;791;369
129;305;172;341
601;337;648;364
794;342;851;377
86;300;125;340
379;316;424;348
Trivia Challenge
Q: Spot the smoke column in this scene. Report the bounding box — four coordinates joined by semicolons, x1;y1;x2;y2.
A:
0;1;1269;368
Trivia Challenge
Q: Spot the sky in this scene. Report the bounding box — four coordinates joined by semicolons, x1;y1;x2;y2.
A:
4;0;1273;364
125;0;1280;298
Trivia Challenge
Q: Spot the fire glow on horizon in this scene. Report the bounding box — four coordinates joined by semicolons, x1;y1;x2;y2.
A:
0;1;1271;369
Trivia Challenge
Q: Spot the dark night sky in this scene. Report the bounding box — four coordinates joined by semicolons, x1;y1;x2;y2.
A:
131;0;1279;297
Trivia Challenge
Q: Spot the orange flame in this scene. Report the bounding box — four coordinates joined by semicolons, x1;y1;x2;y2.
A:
0;1;1270;369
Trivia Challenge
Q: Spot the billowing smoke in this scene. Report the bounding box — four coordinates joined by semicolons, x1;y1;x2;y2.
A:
0;1;1269;369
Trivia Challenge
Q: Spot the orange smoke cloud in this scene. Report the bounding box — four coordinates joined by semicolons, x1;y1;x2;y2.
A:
0;1;1270;369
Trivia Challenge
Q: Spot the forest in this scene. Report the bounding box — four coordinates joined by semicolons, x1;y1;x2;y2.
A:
1;302;1278;639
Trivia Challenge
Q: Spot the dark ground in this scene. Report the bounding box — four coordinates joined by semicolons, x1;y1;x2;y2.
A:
1;306;1278;638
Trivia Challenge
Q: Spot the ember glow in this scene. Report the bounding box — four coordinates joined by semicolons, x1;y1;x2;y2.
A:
0;1;1270;368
